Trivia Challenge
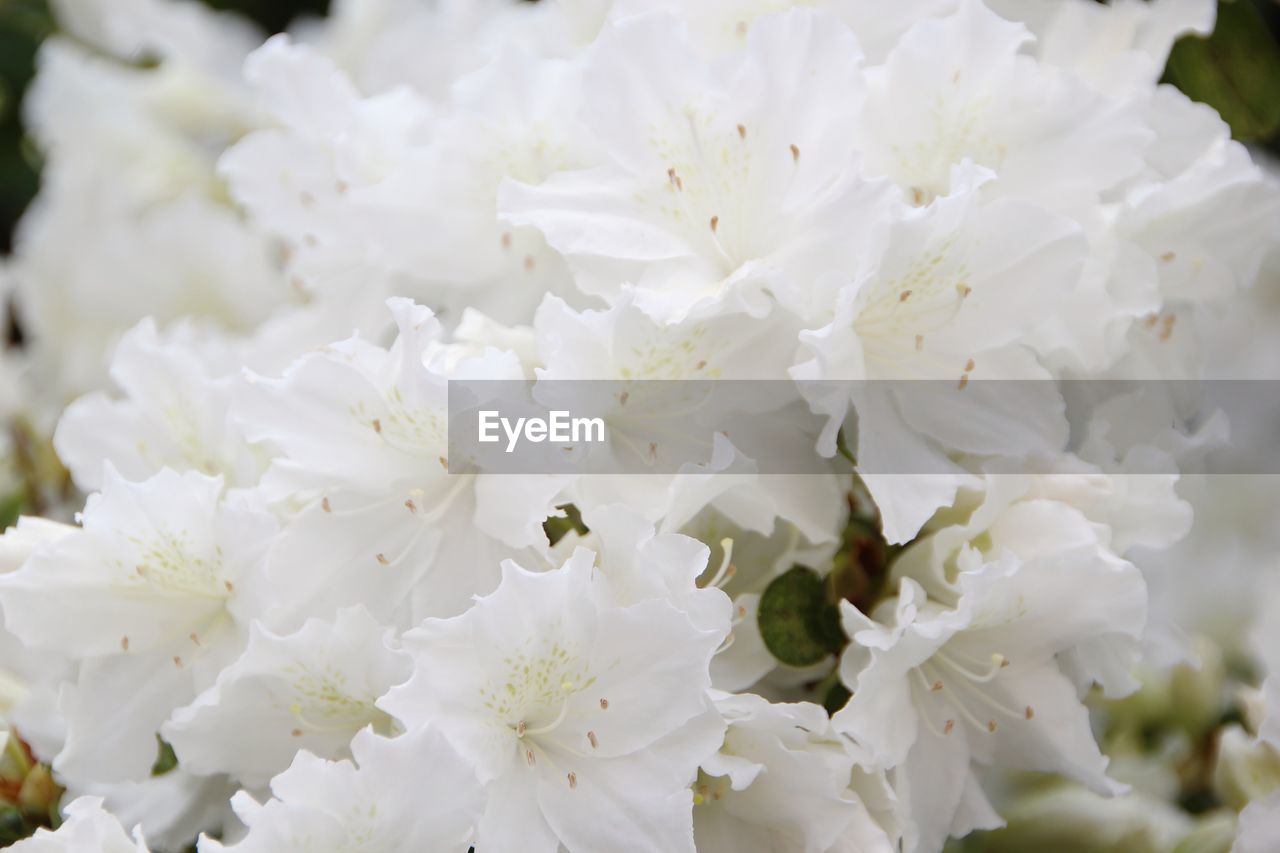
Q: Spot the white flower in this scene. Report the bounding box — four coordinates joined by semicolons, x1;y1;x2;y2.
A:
9;796;147;853
163;606;411;788
199;727;483;853
694;691;896;853
1235;790;1280;853
54;319;264;492
834;498;1146;852
853;0;1152;209
0;468;277;783
234;297;561;627
794;177;1080;542
500;9;896;323
380;555;726;853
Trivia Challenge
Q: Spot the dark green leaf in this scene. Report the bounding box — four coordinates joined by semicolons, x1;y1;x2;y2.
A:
757;566;845;667
1165;0;1280;141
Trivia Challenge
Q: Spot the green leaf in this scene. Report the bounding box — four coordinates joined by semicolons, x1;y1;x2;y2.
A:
1165;0;1280;141
757;566;845;667
543;503;588;546
0;490;22;532
151;736;178;777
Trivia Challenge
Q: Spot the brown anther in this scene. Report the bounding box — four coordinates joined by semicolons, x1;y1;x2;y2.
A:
405;499;417;513
322;497;332;513
189;633;201;646
439;456;449;469
999;657;1009;668
952;70;962;84
524;255;536;272
224;580;235;593
931;681;943;692
1025;706;1035;720
587;731;598;749
944;719;955;735
915;334;924;352
911;188;925;206
965;358;975;372
1160;251;1176;262
790;144;800;162
567;771;577;789
526;749;536;766
1159;314;1176;341
710;215;719;233
516;720;527;737
899;290;912;302
695;360;707;370
501;232;513;250
372;418;383;433
737;124;746;140
667;168;683;191
292;728;303;737
648;442;658;459
173;656;183;668
336;180;349;195
376;553;389;565
121;636;129;652
619;391;629;406
957;283;972;298
987;720;997;733
958;375;969;390
600;698;609;710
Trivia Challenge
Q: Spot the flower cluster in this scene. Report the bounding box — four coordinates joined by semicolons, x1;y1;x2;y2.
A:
0;0;1278;851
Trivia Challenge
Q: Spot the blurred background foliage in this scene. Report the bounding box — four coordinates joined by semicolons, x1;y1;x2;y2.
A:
0;0;1277;247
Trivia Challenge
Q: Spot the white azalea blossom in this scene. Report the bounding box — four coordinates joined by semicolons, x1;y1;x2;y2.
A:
380;555;726;853
199;727;482;853
0;0;1275;850
9;796;148;853
0;468;277;784
163;606;411;787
